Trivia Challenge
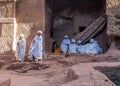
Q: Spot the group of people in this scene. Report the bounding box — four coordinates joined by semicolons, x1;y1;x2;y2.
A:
60;35;103;55
15;30;43;62
15;32;103;62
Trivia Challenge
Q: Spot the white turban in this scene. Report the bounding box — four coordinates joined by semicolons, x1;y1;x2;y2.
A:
78;40;82;43
71;39;76;43
20;34;24;38
37;30;43;34
90;39;95;43
64;35;68;38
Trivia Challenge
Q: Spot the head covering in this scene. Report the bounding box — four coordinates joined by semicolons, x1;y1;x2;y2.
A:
37;30;43;34
90;39;95;43
78;40;82;43
64;35;68;38
20;34;24;38
71;39;76;43
94;41;97;43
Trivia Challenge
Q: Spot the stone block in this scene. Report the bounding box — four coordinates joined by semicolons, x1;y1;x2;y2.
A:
0;77;11;86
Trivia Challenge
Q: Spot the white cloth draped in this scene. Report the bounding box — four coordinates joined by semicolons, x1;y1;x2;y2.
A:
15;38;26;62
86;43;98;55
69;44;77;54
60;39;70;53
28;35;43;60
77;44;82;53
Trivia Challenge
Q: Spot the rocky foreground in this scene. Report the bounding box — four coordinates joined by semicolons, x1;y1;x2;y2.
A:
0;51;120;86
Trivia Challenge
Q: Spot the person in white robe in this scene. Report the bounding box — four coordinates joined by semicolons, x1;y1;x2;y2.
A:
77;40;82;53
86;39;98;55
94;41;103;54
28;30;43;62
80;43;89;54
60;35;70;53
69;39;77;54
15;34;26;62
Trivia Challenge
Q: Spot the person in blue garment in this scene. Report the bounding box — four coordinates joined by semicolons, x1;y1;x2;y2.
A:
69;39;77;54
60;35;70;53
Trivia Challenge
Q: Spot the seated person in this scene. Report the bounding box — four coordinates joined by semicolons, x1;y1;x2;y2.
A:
60;35;70;53
80;43;90;54
94;41;103;54
86;39;98;55
69;39;77;54
77;40;83;53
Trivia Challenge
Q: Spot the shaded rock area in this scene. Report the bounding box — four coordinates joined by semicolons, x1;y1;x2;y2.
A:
95;66;120;86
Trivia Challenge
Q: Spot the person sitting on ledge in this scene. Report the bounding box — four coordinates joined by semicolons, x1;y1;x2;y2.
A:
60;35;70;54
69;39;77;54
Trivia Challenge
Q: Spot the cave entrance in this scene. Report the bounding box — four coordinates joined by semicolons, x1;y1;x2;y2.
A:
45;0;109;52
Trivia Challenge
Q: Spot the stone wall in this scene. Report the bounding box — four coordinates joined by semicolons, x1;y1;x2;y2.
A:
15;0;45;53
0;0;120;55
0;0;45;55
107;0;120;36
0;0;15;54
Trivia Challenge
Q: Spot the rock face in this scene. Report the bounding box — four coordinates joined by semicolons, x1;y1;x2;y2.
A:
61;62;118;86
0;77;11;86
0;0;45;55
107;0;120;36
0;0;120;55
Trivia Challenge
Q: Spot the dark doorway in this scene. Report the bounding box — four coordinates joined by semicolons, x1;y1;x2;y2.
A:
79;26;86;32
45;0;107;51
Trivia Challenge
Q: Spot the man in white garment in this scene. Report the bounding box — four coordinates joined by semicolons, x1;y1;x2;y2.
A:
28;30;43;62
86;39;98;56
60;35;70;53
94;41;103;54
69;39;77;54
15;34;26;62
77;40;82;54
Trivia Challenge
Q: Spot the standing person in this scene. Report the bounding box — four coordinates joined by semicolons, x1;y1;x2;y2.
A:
77;40;82;54
28;30;43;62
60;35;70;53
15;34;26;62
69;39;77;54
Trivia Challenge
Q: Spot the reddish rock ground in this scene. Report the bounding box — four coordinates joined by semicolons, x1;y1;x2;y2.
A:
0;50;120;86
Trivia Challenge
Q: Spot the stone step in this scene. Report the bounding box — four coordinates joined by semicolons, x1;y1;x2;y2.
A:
0;77;11;86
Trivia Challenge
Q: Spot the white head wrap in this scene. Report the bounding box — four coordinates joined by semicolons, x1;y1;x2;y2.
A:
90;39;95;43
78;40;82;43
64;35;68;38
71;39;76;43
37;30;43;34
20;34;24;38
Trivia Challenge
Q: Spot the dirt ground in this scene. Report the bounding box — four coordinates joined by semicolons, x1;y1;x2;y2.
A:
0;49;120;86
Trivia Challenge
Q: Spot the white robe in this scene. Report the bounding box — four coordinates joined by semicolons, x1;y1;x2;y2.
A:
95;42;103;54
80;44;89;54
69;44;77;54
15;38;26;62
86;43;98;55
77;44;82;53
60;39;70;53
28;35;43;60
